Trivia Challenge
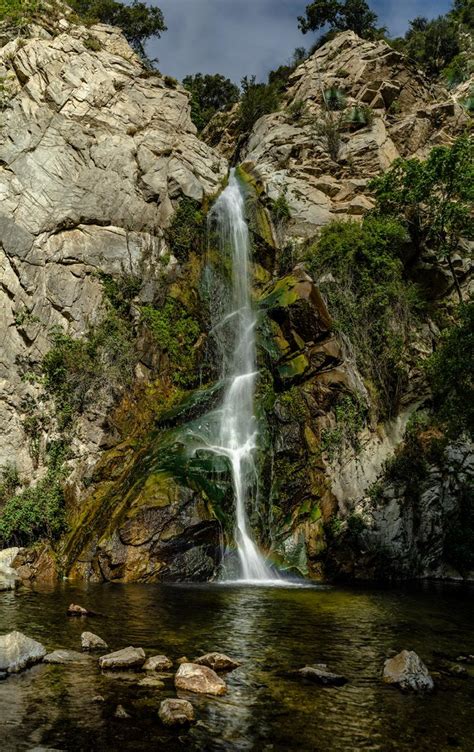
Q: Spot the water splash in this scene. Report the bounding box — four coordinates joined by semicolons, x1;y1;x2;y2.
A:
206;168;278;582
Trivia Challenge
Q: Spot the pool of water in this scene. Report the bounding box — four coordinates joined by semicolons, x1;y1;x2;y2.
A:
1;581;473;751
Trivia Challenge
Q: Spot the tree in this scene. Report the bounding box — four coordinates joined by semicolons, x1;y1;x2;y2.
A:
237;76;280;134
298;0;380;38
370;136;474;302
70;0;166;58
403;14;460;74
182;73;239;132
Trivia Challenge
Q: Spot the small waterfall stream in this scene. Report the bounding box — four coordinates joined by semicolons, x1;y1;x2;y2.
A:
206;169;278;582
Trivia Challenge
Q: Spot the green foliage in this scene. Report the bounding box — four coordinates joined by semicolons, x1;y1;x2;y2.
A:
287;98;307;122
441;52;472;87
267;47;307;91
306;217;420;415
83;34;101;51
323;87;346;111
321;393;367;459
426;301;474;439
316;111;344;161
0;444;67;548
237;75;281;134
141;299;201;387
98;272;141;316
345;103;373;127
69;0;166;58
163;75;177;88
166;196;206;263
42;312;135;429
182;72;239;132
270;190;291;225
370;136;474;302
298;0;381;38
0;464;20;505
0;0;39;27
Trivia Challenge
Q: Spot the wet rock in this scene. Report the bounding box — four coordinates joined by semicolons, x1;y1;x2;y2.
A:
175;662;227;696
13;544;57;586
92;695;105;703
114;704;130;719
0;671;7;680
0;631;46;673
159;698;195;727
440;661;468;677
296;664;348;686
99;646;145;670
81;631;108;651
138;676;165;688
383;650;434;691
194;652;241;672
67;604;94;617
177;656;189;664
143;654;173;671
43;650;88;664
0;547;21;591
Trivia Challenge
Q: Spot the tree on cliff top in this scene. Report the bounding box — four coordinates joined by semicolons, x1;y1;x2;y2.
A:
298;0;380;38
70;0;166;58
182;73;240;132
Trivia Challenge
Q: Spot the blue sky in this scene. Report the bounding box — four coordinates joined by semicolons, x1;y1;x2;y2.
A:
148;0;452;83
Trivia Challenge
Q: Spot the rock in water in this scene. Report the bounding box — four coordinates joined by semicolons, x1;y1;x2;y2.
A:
296;664;348;686
43;650;88;664
143;654;173;671
383;650;434;691
67;604;93;617
175;662;227;695
0;631;46;673
99;647;145;670
114;704;130;719
194;652;240;672
0;547;21;591
81;631;108;651
159;698;195;727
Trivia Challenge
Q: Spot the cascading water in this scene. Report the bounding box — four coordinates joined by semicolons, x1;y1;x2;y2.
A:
205;168;278;582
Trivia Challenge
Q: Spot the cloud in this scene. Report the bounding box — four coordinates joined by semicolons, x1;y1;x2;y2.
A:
148;0;452;83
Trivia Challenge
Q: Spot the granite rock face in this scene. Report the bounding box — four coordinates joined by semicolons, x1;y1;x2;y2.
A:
0;16;227;479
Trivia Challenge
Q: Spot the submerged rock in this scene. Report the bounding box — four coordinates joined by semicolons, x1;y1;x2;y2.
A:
114;704;131;719
175;662;227;695
143;654;173;671
43;650;88;664
194;652;240;672
0;631;46;673
159;698;195;727
81;631;108;651
67;604;94;617
383;650;434;691
296;664;347;686
99;646;145;670
138;676;165;688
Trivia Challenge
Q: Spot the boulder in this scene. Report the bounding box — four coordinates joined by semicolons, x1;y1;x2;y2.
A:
43;650;88;664
99;646;145;670
296;664;347;686
0;631;46;673
194;652;240;672
0;547;21;591
143;654;173;671
159;698;195;727
383;650;434;691
114;704;130;719
175;662;227;696
67;604;94;617
81;631;108;651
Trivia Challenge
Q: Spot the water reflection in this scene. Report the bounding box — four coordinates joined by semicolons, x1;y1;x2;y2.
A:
0;582;473;751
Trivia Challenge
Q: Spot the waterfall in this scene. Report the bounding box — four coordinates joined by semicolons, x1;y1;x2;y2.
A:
206;168;278;582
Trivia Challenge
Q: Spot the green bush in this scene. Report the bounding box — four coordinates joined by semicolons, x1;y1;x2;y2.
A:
0;464;20;506
182;73;239;132
166;197;206;263
306;217;421;415
0;0;39;27
321;393;367;459
237;75;280;134
42;312;135;428
426;301;474;439
141;299;201;387
0;444;67;547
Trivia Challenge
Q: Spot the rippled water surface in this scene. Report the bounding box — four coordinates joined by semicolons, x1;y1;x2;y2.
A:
1;581;473;751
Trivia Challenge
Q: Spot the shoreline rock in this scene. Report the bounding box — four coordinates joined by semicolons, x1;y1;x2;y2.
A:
0;631;46;673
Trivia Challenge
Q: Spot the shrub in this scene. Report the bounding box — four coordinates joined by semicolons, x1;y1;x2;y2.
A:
84;34;101;51
166;196;206;263
182;73;239;132
321;393;367;459
0;464;20;506
0;0;39;27
345;104;373;128
287;99;307;122
237;76;280;134
306;217;421;415
323;87;346;111
316;111;344;161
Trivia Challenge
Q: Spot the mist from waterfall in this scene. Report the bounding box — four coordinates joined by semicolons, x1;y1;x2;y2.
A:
206;168;278;582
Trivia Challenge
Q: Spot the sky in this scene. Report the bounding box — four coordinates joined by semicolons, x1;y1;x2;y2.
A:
148;0;452;83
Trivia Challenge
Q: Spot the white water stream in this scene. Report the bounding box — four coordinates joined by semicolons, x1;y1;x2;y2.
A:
207;169;278;582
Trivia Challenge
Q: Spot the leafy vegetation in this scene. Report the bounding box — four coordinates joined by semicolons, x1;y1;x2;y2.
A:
371;136;474;302
426;301;474;439
237;75;281;134
182;73;239;132
0;0;39;26
0;443;67;547
321;393;367;459
298;0;382;38
166;196;206;263
69;0;166;58
306;217;421;415
141;299;201;388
